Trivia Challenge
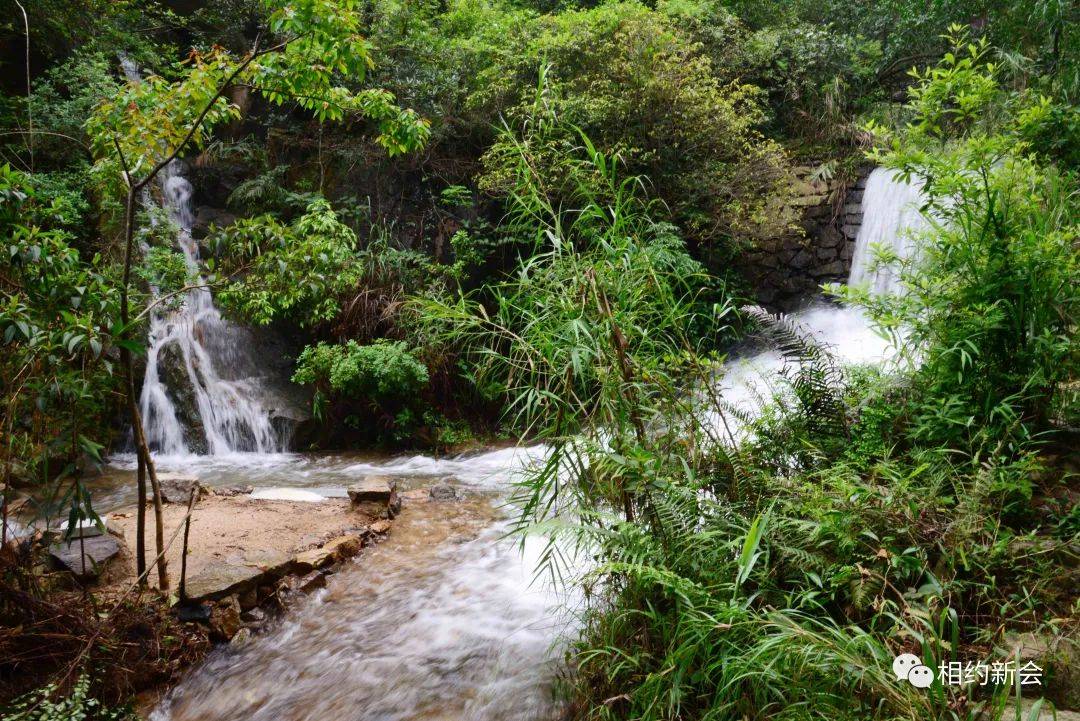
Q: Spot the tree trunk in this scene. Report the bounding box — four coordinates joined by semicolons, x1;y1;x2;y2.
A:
135;439;146;580
120;188;169;590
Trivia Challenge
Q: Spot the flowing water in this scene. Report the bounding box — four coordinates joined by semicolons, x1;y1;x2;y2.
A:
95;165;926;720
121;56;287;455
138;161;287;455
99;448;570;721
710;166;927;424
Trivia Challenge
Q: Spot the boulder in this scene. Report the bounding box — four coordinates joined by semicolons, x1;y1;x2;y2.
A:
293;546;336;574
369;520;392;534
209;595;242;642
183;563;264;602
348;476;400;518
50;534;122;580
191;206;237;240
293;533;363;574
156;473;206;504
241;607;266;624
429;484;458;501
298;570;329;593
347;476;396;504
213;485;254;497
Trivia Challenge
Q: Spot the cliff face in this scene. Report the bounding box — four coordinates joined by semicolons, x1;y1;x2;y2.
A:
738;166;871;312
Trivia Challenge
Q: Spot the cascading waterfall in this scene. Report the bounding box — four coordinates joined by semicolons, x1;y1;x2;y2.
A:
848;167;929;296
138;161;286;455
119;57;288;456
129;167;928;721
712;166;927;425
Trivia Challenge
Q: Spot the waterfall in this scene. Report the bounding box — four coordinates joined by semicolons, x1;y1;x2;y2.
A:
119;59;288;456
138;161;286;455
709;167;926;431
847;167;929;296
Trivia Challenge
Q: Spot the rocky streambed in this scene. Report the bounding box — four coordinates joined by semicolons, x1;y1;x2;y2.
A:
72;447;570;721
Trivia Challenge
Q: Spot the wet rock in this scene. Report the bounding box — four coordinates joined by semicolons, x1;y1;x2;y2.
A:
231;627;252;646
50;534;121;580
349;476;399;518
790;249;814;270
184;564;263;602
191;206;237;240
155;342;208;454
241;607;265;624
237;587;259;611
348;476;396;504
369;520;392;534
812;260;847;277
175;603;211;623
209;595;242;642
293;546;335;574
213;484;254;497
293;533;363;574
156;473;206;504
298;570;328;593
429;484;458;501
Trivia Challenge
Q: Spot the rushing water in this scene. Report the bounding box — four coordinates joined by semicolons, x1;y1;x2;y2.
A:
99;166;926;721
120;56;287;455
137;161;287;455
710;166;926;425
106;447;571;721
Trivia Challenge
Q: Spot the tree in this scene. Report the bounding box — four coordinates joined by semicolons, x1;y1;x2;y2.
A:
86;0;429;588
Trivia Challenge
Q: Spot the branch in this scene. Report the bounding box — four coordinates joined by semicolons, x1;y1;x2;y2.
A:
131;35;293;193
131;264;250;324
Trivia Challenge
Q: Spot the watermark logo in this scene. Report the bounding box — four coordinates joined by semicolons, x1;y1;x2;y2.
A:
893;653;934;688
893;654;1043;689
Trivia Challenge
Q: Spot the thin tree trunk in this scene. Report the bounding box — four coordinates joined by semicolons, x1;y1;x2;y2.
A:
136;443;146;579
120;188;169;590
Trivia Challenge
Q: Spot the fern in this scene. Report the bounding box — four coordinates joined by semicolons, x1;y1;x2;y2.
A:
742;305;850;442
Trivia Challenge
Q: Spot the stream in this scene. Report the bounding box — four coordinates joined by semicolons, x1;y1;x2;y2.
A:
97;448;572;721
89;162;924;720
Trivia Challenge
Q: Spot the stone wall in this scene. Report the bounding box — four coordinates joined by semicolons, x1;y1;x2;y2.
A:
739;166;870;312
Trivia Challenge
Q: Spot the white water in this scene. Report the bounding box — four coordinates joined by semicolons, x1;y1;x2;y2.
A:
134;446;570;721
137;161;286;455
710;167;926;426
848;167;929;296
105;166;925;721
117;58;285;456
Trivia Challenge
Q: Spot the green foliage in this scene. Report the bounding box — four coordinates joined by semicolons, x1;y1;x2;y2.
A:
292;339;429;440
475;3;795;249
215;199;361;326
418;116;727;444
0;165;122;477
844;29;1080;453
87;0;429;194
293;339;429;400
2;675;134;721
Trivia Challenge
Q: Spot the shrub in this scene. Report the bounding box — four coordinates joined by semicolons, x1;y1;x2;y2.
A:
292;340;430;440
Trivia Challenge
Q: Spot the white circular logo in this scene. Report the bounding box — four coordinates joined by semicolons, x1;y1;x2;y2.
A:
892;653;921;681
907;664;934;689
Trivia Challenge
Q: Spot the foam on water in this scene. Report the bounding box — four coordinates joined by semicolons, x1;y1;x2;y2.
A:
707;167;925;434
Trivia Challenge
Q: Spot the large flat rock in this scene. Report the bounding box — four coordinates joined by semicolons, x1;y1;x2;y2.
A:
183;548;295;602
110;495;377;597
183;564;265;602
347;475;396;504
50;534;122;580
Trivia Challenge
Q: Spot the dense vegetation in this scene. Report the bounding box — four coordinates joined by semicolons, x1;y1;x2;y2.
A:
0;0;1077;718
